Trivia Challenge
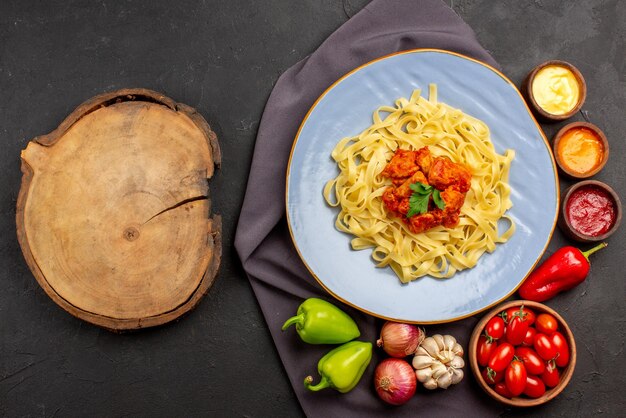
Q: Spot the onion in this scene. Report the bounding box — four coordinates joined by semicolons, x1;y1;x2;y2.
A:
377;322;424;358
374;358;417;405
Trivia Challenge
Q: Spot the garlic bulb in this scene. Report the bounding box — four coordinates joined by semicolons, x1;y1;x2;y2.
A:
412;334;464;390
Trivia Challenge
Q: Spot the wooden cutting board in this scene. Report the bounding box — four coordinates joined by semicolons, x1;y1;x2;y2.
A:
16;89;222;331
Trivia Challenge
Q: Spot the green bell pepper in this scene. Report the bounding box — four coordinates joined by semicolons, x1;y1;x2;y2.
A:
304;341;373;393
281;298;360;344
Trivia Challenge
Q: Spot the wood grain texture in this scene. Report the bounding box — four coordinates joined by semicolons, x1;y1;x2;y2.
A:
16;89;222;331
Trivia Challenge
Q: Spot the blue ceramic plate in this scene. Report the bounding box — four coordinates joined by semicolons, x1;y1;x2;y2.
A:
286;49;558;323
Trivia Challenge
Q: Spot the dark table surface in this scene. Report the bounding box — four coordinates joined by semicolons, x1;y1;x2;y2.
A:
1;1;624;417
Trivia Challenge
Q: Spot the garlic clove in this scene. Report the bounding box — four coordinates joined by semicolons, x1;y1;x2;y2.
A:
421;337;440;358
443;335;457;352
451;368;464;385
453;343;464;357
450;355;465;369
432;334;445;351
424;377;438;390
415;346;432;357
431;362;448;379
412;354;435;370
437;371;452;389
416;367;433;383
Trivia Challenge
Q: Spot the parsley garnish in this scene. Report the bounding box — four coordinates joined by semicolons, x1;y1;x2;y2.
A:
432;189;445;210
406;182;445;218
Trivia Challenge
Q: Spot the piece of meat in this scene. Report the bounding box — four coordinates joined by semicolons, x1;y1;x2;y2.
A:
395;171;429;198
382;187;400;212
380;149;419;180
397;198;410;215
408;210;444;234
440;188;466;213
415;146;432;175
428;157;472;193
442;211;460;228
383;170;428;215
406;194;465;232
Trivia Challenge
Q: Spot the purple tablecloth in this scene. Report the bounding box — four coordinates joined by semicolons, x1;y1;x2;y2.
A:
235;0;505;415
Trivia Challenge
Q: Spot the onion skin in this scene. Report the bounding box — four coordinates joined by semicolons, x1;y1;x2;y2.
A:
374;358;417;406
377;322;424;358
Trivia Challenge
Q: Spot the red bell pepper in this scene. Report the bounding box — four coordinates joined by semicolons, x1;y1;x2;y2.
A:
518;242;607;302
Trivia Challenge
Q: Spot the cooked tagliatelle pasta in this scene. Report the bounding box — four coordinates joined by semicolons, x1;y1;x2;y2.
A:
323;85;515;282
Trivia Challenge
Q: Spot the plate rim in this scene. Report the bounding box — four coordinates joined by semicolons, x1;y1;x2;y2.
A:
285;48;559;324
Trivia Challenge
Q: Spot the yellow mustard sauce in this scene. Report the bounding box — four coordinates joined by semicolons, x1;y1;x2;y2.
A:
531;65;580;115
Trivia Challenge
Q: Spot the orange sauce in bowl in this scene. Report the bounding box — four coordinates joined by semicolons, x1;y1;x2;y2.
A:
556;127;604;175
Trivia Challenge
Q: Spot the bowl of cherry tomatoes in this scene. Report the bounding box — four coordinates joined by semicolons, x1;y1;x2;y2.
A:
468;300;576;407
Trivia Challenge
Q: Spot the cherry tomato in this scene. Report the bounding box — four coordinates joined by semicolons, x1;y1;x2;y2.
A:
523;308;537;326
533;333;557;361
522;327;536;346
535;313;558;335
506;315;530;346
485;316;505;341
504;306;536;325
551;331;570;367
477;335;498;367
487;342;515;373
505;359;527;397
515;347;545;375
523;375;546;398
494;382;512;398
541;361;560;388
482;367;504;385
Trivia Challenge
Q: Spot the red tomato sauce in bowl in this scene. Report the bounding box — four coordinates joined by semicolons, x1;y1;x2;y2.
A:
558;180;622;242
565;185;617;237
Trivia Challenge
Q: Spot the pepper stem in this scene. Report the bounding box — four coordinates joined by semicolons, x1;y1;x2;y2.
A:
581;242;608;261
304;375;330;392
281;313;304;331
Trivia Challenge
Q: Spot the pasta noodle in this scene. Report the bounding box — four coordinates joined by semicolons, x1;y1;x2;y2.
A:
323;85;515;282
